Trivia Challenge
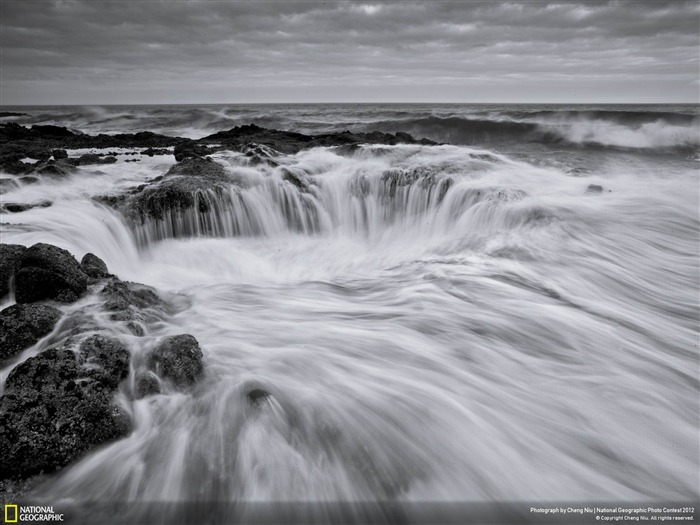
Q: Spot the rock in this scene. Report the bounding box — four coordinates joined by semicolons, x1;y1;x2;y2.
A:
74;153;118;166
0;201;52;213
32;160;76;177
586;184;604;193
142;147;170;157
0;346;130;478
0;304;62;361
125;157;231;221
51;149;68;160
80;253;110;279
79;334;130;389
173;141;212;162
280;167;312;192
134;370;160;398
0;112;28;118
14;243;88;303
242;143;280;166
0;244;26;299
99;279;164;333
246;388;271;407
148;334;204;388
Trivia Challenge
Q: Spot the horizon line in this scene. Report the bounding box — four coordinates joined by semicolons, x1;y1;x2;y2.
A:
2;101;699;107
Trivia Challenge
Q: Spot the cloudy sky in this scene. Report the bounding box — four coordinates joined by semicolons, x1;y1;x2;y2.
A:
1;0;698;104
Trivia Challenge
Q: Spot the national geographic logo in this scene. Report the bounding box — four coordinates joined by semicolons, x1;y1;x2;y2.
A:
2;505;64;522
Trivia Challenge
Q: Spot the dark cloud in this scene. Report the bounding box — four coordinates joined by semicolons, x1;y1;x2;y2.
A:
1;0;698;104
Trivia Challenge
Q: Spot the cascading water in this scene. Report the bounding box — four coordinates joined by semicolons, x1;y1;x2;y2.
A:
1;107;698;524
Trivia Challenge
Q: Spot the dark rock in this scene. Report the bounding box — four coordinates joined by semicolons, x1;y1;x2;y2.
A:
0;346;130;478
586;184;604;193
99;278;164;329
246;388;271;407
242;143;280;166
125;157;231;221
15;243;88;303
79;334;130;389
74;153;118;166
30;125;75;138
0;112;28;118
51;149;68;160
0;303;62;361
26;149;51;161
148;334;204;388
173;141;212;162
280;167;312;192
1;201;52;214
80;253;109;279
0;244;26;299
134;370;160;398
0;178;20;195
142;147;171;156
18;176;39;185
32;160;76;177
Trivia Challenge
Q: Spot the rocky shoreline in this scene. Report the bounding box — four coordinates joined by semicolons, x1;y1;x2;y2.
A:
0;243;205;489
0;122;438;499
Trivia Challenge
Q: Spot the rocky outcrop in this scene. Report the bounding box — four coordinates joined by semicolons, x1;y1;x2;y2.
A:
14;243;88;303
99;279;164;335
0;244;26;299
0;344;130;478
0;201;52;213
148;334;204;389
80;253;110;279
0;303;62;361
124;157;233;221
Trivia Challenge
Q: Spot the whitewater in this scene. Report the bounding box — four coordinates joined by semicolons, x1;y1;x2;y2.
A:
0;104;698;523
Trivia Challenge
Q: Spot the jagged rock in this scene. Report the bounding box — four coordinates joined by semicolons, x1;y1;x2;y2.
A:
148;334;204;388
80;253;110;279
280;167;312;192
0;304;62;361
99;279;163;333
125;157;231;221
173;141;212;162
0;244;26;299
79;334;130;389
0;346;130;478
14;243;88;304
242;143;280;166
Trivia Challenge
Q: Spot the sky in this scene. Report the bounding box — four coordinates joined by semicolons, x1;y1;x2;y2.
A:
1;0;698;105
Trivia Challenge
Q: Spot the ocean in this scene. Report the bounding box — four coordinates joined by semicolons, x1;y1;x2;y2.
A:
0;104;698;521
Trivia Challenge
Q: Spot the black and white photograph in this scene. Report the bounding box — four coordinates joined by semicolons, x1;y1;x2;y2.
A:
0;1;698;524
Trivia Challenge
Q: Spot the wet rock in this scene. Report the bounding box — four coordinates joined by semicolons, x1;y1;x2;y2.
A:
246;388;271;407
32;160;76;177
0;303;62;361
0;201;52;213
125;157;231;221
74;153;118;166
242;143;280;166
51;149;68;160
0;178;20;194
142;147;171;156
0;244;26;299
586;184;604;193
149;334;204;388
173;141;213;162
79;334;130;389
134;370;160;398
280;167;312;192
0;346;130;479
80;253;110;279
14;243;88;304
0;112;28;118
99;278;164;331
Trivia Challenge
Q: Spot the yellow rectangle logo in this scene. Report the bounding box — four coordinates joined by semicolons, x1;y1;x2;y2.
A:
4;504;18;523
